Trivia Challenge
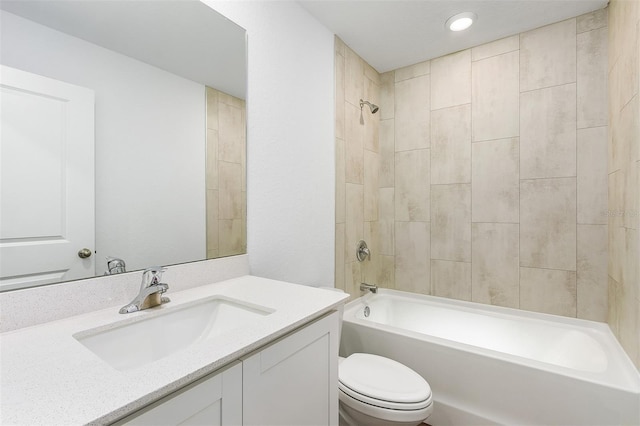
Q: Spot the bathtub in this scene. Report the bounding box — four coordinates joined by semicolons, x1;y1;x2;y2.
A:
340;289;640;425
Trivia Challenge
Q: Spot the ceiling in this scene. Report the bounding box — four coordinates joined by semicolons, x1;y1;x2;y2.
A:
299;0;608;73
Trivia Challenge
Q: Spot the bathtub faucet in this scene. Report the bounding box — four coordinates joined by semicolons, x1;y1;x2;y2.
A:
360;283;378;294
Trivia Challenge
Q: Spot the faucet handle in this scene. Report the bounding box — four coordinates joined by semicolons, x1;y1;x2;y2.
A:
142;266;167;286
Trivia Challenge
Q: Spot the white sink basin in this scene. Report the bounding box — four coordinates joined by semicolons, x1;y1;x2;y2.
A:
74;296;274;371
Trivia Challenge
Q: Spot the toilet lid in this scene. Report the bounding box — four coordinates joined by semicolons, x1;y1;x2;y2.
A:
339;353;431;404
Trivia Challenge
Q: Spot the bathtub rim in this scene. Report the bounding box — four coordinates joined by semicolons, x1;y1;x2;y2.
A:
343;288;640;394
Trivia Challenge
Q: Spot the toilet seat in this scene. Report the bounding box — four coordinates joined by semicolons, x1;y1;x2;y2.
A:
338;353;432;412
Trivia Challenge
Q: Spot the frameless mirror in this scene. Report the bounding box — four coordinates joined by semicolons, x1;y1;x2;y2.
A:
0;1;247;291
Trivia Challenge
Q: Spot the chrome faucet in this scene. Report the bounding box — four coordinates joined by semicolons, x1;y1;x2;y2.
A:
360;282;378;294
119;266;170;314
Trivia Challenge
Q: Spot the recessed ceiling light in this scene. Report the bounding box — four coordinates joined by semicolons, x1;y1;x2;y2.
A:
445;12;477;32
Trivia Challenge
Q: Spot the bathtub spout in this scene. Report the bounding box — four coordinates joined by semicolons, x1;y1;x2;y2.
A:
360;283;378;293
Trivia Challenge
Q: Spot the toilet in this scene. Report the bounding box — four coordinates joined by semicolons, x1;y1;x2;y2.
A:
338;354;433;426
320;286;433;426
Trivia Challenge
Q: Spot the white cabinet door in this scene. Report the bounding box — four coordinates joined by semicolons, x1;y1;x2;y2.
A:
0;65;95;290
119;362;242;426
242;311;340;426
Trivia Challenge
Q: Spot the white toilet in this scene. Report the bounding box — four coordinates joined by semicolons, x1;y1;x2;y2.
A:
338;353;433;426
320;286;433;425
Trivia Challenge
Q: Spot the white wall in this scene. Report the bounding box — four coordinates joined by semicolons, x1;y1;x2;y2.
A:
206;1;336;287
0;11;206;274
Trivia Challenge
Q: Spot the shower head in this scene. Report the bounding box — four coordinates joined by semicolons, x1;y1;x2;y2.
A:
360;99;379;114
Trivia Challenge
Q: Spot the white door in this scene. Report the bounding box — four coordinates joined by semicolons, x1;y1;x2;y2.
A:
0;65;95;290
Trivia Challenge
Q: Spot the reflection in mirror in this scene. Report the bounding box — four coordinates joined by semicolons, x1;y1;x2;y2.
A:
0;1;246;291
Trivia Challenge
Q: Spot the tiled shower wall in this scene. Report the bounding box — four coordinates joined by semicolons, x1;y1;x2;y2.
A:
205;87;247;259
608;0;640;368
335;38;381;297
336;10;610;321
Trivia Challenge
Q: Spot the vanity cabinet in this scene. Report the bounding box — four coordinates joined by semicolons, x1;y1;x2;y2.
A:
117;311;339;426
242;311;339;425
119;362;242;426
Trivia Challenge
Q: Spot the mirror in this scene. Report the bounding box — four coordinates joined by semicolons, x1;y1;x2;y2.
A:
0;1;247;291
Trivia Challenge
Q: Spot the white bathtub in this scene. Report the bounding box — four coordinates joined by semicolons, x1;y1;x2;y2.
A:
340;289;640;425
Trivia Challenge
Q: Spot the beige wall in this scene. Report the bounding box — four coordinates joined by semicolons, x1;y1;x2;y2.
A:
336;10;610;320
608;0;640;368
206;87;247;259
335;38;381;297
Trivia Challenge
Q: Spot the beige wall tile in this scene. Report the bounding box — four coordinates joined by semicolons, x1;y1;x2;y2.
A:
206;86;245;259
609;226;625;285
335;36;346;58
206;189;219;253
335;223;345;291
578;27;608;129
345;46;364;107
431;104;471;184
625;161;640;230
380;72;395;121
345;261;362;299
395;221;430;294
365;63;380;86
520;83;577;179
622;228;639;301
608;276;620;335
472;51;519;142
431;50;471;110
471;35;519;61
472;138;519;223
336;138;346;224
364;150;379;221
608;63;623;173
577;8;608;33
520;178;577;271
520;267;577;316
520;19;577;91
395;60;430;82
472;223;519;308
608;170;625;232
577;224;608;321
395;75;430;151
378;255;395;289
578;127;608;225
362;221;379;285
620;96;640;165
395;149;430;221
610;95;639;174
431;184;471;262
219;103;243;164
363;76;380;153
379;119;395;187
218;92;243;109
378;188;395;255
219;219;243;256
219;161;242;220
345;103;364;184
335;50;345;140
611;17;638;113
431;260;472;301
345;183;364;264
206;129;218;190
617;256;639;363
206;87;218;131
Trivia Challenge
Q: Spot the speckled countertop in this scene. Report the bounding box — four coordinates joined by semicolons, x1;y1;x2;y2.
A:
0;276;348;425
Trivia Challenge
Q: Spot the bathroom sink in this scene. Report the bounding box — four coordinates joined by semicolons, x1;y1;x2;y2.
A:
74;297;274;371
